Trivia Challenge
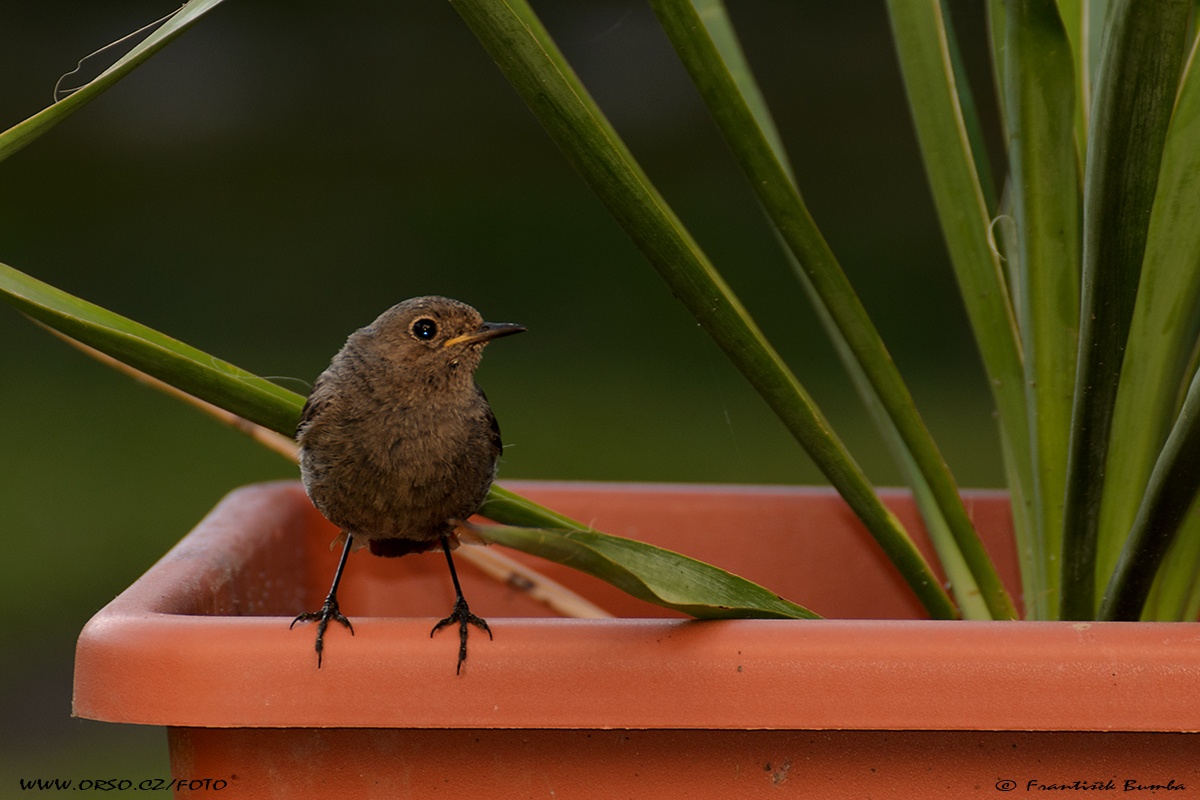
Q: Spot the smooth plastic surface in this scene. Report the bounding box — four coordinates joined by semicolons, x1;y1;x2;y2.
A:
74;480;1200;733
167;727;1200;799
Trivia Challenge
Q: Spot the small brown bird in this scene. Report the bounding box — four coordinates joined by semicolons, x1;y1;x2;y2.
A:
291;296;525;672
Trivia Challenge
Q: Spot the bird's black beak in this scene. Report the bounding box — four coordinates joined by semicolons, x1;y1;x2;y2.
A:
443;321;526;348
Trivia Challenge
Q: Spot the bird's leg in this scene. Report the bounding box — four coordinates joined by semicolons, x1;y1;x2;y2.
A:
291;532;355;668
431;534;492;674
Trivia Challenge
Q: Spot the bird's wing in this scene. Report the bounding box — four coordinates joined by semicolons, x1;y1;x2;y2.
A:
476;384;503;458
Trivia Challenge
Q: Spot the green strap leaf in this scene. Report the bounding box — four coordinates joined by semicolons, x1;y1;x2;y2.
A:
1051;0;1103;158
887;0;1035;613
1096;32;1200;596
1001;0;1081;620
940;0;1001;213
1100;365;1200;619
0;0;227;163
449;0;956;619
0;261;303;436
481;484;592;531
1141;504;1200;621
475;524;819;620
1059;0;1190;619
480;486;819;619
651;0;1011;620
704;0;990;621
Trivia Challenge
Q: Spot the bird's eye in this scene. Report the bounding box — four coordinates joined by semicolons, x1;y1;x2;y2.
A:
411;318;438;341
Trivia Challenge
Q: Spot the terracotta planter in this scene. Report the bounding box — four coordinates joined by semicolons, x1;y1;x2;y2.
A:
74;481;1200;798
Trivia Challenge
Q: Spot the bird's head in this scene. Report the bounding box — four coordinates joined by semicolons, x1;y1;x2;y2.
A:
358;295;525;379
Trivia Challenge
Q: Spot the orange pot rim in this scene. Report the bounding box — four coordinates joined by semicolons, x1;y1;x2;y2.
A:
72;480;1200;732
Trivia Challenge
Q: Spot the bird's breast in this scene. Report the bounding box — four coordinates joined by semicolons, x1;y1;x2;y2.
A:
298;383;497;542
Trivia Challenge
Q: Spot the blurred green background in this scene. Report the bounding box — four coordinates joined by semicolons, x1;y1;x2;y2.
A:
0;0;1004;788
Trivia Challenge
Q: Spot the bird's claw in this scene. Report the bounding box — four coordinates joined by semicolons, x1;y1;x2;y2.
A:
291;595;354;668
431;596;492;674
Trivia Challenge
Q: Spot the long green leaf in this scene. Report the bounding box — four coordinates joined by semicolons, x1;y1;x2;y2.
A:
1096;34;1200;593
940;0;1001;214
480;484;591;531
1099;365;1200;619
0;261;302;435
1052;0;1110;159
479;486;820;619
0;0;226;163
652;0;1010;620
1059;0;1190;620
987;2;1010;145
1051;0;1085;154
887;0;1036;614
1143;499;1200;621
0;261;821;621
449;0;957;620
1001;0;1081;620
476;524;819;620
699;1;989;619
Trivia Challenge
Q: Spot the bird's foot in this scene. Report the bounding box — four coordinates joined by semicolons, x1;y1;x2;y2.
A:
291;595;354;668
431;596;492;674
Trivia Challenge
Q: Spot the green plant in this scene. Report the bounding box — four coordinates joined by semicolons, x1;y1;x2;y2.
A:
4;0;1200;623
